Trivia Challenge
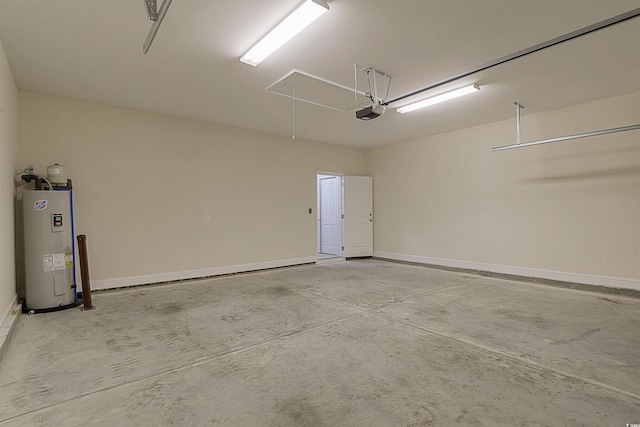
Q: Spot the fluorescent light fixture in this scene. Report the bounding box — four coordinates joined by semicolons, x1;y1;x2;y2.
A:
240;0;329;67
396;84;480;114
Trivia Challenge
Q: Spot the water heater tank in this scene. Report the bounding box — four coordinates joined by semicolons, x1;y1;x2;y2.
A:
22;189;76;311
47;163;67;186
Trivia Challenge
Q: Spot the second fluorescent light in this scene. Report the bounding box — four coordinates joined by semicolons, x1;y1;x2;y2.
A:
396;84;480;114
240;0;329;67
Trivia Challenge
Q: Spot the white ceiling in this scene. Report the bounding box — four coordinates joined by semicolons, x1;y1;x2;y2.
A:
1;0;639;149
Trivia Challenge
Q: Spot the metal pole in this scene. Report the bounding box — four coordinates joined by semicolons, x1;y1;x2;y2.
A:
492;123;640;151
76;235;95;310
515;102;523;145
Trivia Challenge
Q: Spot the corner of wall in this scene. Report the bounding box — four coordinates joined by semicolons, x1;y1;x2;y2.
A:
0;38;20;361
0;296;20;364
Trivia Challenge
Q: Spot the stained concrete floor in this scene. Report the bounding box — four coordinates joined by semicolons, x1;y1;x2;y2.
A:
0;259;639;426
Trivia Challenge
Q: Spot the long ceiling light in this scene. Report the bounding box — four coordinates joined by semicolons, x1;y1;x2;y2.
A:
240;0;329;67
396;84;480;114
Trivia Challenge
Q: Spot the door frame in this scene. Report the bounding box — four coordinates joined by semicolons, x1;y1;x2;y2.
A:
317;172;344;260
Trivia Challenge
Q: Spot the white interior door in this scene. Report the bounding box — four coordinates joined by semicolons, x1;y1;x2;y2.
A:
343;176;373;257
319;176;341;256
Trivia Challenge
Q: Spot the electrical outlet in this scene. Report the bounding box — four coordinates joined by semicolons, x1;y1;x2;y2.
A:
205;214;211;222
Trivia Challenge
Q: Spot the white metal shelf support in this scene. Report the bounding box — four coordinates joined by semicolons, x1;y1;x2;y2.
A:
492;102;640;152
515;102;524;145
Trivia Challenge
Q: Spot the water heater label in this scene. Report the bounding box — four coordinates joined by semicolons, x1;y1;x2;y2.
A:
34;200;47;210
43;253;67;272
65;253;73;268
43;255;53;271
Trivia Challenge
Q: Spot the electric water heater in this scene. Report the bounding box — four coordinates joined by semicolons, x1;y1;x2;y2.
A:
22;189;76;311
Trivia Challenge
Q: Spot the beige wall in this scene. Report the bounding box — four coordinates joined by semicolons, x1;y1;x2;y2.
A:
15;89;640;291
368;91;640;289
0;40;18;324
17;91;366;289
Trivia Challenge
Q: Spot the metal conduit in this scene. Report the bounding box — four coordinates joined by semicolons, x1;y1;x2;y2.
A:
383;8;640;107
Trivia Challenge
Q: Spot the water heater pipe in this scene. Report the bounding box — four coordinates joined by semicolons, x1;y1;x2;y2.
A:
77;235;95;311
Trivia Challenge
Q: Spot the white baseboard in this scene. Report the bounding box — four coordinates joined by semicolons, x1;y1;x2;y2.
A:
0;293;20;363
374;251;640;291
90;256;317;291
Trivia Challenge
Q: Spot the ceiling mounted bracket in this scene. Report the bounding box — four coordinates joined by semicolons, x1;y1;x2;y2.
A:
143;0;159;21
142;0;173;54
355;67;391;120
361;67;391;105
492;102;640;151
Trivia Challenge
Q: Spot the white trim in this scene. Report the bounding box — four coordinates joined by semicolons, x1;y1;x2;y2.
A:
1;293;20;359
90;256;317;291
374;251;640;291
0;293;18;332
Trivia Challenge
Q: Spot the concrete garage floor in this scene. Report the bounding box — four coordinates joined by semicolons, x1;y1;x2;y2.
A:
0;260;638;426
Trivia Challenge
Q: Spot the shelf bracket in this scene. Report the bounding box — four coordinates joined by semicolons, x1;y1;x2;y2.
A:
492;103;640;151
